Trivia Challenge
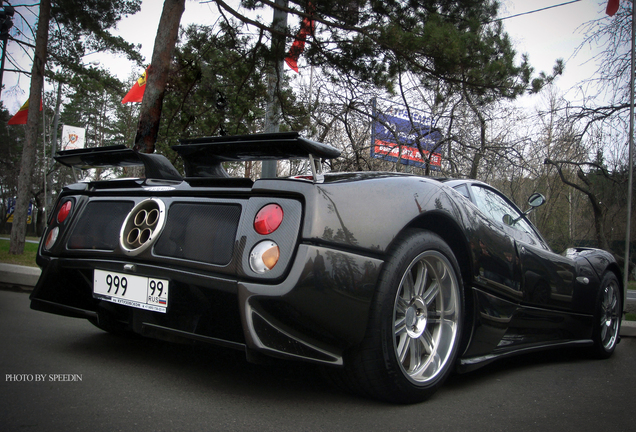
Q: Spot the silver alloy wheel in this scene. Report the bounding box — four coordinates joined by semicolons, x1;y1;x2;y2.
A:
393;250;460;384
600;280;620;351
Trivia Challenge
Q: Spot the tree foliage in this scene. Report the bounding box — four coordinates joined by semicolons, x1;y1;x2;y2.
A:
161;23;269;142
47;0;143;87
222;0;542;101
8;0;143;254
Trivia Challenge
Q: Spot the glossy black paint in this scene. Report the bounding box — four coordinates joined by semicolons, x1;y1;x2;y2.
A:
31;167;621;372
56;145;183;181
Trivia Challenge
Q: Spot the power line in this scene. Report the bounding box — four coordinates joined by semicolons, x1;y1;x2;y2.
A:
492;0;582;22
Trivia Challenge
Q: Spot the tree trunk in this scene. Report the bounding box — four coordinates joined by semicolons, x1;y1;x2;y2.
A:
9;0;51;255
132;0;185;154
464;90;486;180
589;193;610;251
469;117;486;180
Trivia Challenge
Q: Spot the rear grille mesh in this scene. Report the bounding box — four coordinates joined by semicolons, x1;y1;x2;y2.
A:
68;201;134;250
154;203;241;265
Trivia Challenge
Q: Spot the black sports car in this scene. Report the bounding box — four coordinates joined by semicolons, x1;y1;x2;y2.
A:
31;132;623;404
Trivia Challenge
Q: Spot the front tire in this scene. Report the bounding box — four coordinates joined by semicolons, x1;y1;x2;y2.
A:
338;229;464;404
591;271;622;359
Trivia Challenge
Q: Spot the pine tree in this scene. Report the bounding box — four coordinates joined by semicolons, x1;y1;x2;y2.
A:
9;0;142;255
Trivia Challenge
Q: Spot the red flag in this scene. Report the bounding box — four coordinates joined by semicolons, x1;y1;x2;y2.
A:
606;0;619;16
8;98;43;125
285;16;314;73
122;68;148;103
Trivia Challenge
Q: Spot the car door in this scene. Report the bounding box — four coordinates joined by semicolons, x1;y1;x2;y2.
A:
457;184;522;302
470;185;576;310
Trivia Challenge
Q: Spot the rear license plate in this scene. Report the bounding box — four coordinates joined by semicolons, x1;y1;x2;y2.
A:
93;269;169;313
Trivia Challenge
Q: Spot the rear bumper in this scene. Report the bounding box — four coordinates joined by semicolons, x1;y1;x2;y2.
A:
30;244;382;365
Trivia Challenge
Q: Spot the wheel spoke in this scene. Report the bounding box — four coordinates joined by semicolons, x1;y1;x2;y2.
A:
403;271;415;300
601;303;609;316
395;316;407;337
427;310;442;325
395;296;409;314
409;337;422;371
397;334;409;363
413;262;428;298
426;352;441;376
413;336;440;379
423;281;440;307
421;328;435;355
604;288;613;308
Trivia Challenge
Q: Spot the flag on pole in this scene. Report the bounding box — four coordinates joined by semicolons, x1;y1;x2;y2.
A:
7;98;42;125
606;0;620;16
121;68;148;103
285;15;314;73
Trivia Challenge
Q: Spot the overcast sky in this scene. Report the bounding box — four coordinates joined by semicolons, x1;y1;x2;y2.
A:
0;0;614;114
502;0;608;105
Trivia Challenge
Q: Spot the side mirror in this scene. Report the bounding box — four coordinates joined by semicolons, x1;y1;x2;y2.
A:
527;193;545;208
502;214;514;226
504;193;546;227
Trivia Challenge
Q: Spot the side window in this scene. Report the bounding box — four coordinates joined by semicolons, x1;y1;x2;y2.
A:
471;186;515;226
471;186;543;247
453;184;470;199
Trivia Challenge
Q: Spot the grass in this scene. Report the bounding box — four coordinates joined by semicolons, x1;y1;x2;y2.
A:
0;238;39;267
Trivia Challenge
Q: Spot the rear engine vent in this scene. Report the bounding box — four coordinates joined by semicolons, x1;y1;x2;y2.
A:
68;201;134;250
154;203;241;265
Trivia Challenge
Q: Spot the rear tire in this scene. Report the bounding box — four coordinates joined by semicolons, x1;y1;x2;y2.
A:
335;229;464;404
590;271;621;359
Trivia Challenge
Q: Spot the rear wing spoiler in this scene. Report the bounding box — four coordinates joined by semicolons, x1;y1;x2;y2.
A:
54;132;341;181
55;145;183;181
173;132;341;178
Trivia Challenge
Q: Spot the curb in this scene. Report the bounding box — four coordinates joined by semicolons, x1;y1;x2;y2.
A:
0;263;40;292
620;320;636;338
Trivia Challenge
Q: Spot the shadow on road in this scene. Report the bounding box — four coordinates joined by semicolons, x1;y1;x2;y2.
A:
59;324;604;405
62;328;347;401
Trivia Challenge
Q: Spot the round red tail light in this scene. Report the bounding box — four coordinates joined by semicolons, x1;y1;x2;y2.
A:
254;204;283;235
57;201;72;223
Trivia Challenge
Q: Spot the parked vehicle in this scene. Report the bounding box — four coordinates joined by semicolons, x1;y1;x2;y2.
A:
31;132;622;403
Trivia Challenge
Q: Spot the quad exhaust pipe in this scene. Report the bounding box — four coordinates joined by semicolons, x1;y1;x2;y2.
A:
120;199;166;255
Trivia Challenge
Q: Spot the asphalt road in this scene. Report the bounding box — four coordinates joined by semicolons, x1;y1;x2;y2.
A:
1;290;635;432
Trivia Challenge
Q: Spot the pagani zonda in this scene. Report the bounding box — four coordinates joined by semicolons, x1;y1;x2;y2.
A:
31;132;622;403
